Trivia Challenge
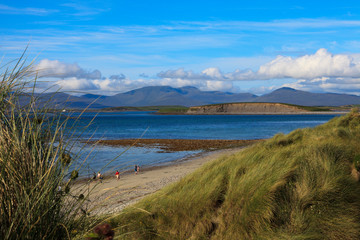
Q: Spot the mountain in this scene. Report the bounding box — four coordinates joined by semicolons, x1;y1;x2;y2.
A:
253;87;360;106
96;86;257;107
34;86;360;109
81;94;107;100
97;86;360;107
18;92;108;109
42;93;110;109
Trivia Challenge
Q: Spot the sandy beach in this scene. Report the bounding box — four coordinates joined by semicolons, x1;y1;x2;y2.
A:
74;147;246;215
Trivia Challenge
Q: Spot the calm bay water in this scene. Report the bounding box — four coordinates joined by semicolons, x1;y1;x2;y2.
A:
68;112;340;175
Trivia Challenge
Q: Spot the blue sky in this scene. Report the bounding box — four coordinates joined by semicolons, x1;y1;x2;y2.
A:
2;1;360;95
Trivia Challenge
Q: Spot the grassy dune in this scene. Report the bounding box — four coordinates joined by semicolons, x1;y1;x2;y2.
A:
109;110;360;239
0;55;99;239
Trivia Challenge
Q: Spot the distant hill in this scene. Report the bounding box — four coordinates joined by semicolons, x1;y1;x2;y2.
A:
80;94;107;100
31;92;108;109
17;92;103;109
96;86;257;107
186;102;312;115
36;86;360;109
254;87;360;106
94;86;360;107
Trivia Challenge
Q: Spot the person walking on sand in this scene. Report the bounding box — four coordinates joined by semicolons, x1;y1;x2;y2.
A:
134;165;138;175
137;165;140;174
115;170;120;180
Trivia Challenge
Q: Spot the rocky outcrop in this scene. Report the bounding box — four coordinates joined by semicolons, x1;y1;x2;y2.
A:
186;103;309;115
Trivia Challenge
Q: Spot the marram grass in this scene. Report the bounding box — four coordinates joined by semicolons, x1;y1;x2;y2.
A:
0;55;100;239
110;110;360;239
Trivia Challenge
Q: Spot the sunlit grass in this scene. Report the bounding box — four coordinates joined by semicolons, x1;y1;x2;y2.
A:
109;109;360;239
0;53;104;239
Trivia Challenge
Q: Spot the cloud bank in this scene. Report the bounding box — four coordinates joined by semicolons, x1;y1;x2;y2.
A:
257;48;360;79
157;49;360;95
36;49;360;95
36;59;102;79
158;49;360;81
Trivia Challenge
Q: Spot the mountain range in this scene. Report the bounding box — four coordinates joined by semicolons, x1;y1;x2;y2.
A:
35;86;360;109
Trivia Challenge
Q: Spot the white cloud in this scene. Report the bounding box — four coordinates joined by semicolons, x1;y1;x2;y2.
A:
158;77;234;92
153;49;360;95
36;59;81;78
157;67;227;80
256;48;360;79
281;77;360;94
36;59;102;79
156;67;254;81
53;75;235;94
201;68;223;79
204;80;233;91
55;77;98;90
157;49;360;81
38;49;360;95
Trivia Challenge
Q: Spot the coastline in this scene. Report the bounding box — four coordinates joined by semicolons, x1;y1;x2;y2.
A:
74;147;247;215
159;111;348;115
90;138;261;152
90;110;348;115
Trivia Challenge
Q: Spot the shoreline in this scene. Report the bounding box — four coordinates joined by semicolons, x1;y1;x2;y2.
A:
73;147;247;215
167;111;350;116
182;111;347;115
87;110;347;115
89;138;262;152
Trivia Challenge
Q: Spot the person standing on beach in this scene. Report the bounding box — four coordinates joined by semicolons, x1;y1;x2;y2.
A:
97;172;103;183
115;170;120;180
137;165;140;173
134;165;138;175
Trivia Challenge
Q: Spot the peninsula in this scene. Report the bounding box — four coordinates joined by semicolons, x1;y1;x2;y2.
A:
185;102;344;115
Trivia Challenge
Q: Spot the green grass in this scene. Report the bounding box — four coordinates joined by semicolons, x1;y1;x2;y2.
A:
98;105;188;113
0;53;100;239
284;103;332;111
156;106;189;113
108;109;360;239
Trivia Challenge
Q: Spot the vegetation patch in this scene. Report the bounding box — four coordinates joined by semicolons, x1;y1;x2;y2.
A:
156;106;189;114
92;139;261;152
97;105;188;113
0;54;101;239
108;110;360;239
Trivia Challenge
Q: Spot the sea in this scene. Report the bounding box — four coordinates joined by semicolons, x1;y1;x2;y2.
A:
67;111;341;176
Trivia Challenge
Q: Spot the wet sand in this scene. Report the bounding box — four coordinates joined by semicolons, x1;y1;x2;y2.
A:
74;147;248;215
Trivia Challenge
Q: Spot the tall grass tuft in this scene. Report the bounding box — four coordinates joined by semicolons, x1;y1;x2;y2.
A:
0;55;94;239
110;111;360;239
